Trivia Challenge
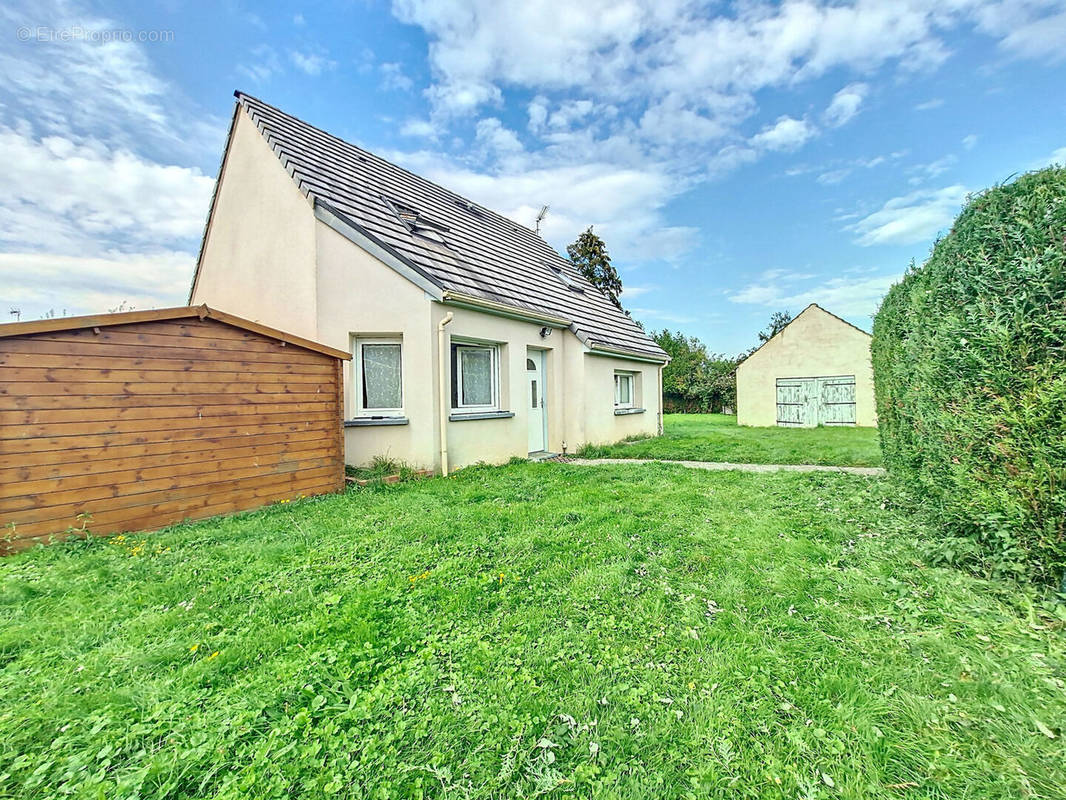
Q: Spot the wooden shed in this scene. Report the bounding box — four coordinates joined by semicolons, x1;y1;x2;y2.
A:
0;305;350;551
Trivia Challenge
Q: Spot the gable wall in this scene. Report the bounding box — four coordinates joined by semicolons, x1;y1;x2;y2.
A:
736;306;876;427
190;109;319;340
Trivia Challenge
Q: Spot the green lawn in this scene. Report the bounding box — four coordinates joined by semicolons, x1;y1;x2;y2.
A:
2;463;1063;799
580;414;883;467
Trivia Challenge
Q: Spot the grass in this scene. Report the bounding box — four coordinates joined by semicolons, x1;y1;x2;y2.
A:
2;463;1064;799
579;414;883;467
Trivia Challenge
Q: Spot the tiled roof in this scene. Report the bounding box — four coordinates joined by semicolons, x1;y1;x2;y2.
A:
233;92;667;361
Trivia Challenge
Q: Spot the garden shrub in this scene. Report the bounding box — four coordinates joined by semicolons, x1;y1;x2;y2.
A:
872;167;1066;584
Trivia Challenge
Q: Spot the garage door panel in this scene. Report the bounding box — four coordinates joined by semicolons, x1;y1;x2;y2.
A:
776;375;856;427
776;378;813;427
818;376;856;425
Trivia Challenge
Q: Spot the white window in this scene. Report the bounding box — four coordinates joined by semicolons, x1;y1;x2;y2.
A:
614;372;634;408
451;342;500;410
354;338;403;416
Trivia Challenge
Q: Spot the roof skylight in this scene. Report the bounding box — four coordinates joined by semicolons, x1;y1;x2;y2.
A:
383;197;451;245
549;264;585;293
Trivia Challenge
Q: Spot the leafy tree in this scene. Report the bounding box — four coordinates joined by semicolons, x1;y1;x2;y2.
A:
651;329;740;413
566;226;623;309
757;310;793;343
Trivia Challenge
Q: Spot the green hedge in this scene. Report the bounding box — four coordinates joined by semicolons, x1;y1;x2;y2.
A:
872;167;1066;583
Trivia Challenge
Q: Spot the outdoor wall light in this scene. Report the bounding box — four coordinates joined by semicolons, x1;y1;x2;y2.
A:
539;326;552;338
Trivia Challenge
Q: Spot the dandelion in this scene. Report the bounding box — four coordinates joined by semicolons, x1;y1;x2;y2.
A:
190;644;199;653
206;651;219;661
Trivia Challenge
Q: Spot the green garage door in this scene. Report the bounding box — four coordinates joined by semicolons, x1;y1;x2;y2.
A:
776;375;856;427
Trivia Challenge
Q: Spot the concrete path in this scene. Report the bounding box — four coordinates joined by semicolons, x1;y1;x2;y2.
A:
563;457;885;477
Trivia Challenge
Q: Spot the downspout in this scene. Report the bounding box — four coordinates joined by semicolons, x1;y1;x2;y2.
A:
437;312;454;475
657;363;664;436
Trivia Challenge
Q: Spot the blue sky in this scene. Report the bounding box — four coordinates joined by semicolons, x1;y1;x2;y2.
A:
1;1;1064;353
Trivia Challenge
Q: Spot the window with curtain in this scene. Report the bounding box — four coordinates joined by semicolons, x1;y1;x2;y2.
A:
614;372;634;408
451;343;499;410
355;339;402;415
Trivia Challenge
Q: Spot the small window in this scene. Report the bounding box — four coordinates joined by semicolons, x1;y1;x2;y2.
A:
526;358;536;370
451;343;500;410
614;372;634;409
383;196;450;244
354;338;403;416
549;264;585;293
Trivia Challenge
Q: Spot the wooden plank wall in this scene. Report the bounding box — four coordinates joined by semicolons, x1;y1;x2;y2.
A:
0;317;345;551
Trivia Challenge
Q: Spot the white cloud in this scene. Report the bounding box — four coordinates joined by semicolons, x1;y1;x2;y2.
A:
0;127;213;255
824;82;868;127
751;116;815;152
0;2;221;157
0;251;193;320
817;168;851;185
527;96;549;133
382;0;1066;273
906;154;958;185
238;44;282;85
728;271;896;325
0;0;221;321
962;133;978;149
381;62;414;91
388;149;698;264
914;98;944;111
290;49;336;76
848;185;969;246
475;118;524;155
975;1;1066;63
1048;146;1066;165
400;118;439;138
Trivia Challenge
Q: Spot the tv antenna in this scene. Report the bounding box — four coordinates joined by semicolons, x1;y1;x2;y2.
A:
534;204;549;235
9;308;19;322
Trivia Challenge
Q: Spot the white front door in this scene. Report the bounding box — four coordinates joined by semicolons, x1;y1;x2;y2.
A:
527;352;546;452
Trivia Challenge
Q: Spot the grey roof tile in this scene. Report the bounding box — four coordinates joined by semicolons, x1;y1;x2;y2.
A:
235;92;667;361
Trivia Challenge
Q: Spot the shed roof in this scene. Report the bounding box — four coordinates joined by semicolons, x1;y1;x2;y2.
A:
0;305;351;360
207;92;666;362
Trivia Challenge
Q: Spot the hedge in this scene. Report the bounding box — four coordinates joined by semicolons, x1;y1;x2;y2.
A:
872;167;1066;584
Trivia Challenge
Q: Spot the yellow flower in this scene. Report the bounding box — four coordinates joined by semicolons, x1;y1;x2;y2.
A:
206;651;219;661
190;643;199;653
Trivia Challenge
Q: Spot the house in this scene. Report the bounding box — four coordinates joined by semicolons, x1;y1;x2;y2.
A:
0;305;348;550
190;92;668;473
736;304;876;427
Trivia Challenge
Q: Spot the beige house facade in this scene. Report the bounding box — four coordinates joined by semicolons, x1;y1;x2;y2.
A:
190;93;667;472
736;304;876;428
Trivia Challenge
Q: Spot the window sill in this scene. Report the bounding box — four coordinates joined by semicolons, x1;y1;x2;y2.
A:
345;417;409;427
449;410;515;422
614;407;645;416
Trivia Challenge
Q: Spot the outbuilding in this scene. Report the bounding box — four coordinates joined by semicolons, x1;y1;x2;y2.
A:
736;304;876;428
0;305;349;550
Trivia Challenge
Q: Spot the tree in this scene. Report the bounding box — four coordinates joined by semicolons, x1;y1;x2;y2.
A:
757;310;793;343
566;226;623;309
651;329;741;414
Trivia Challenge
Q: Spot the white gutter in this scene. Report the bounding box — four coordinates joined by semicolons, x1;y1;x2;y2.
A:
437;311;454;475
441;291;570;328
586;342;669;365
